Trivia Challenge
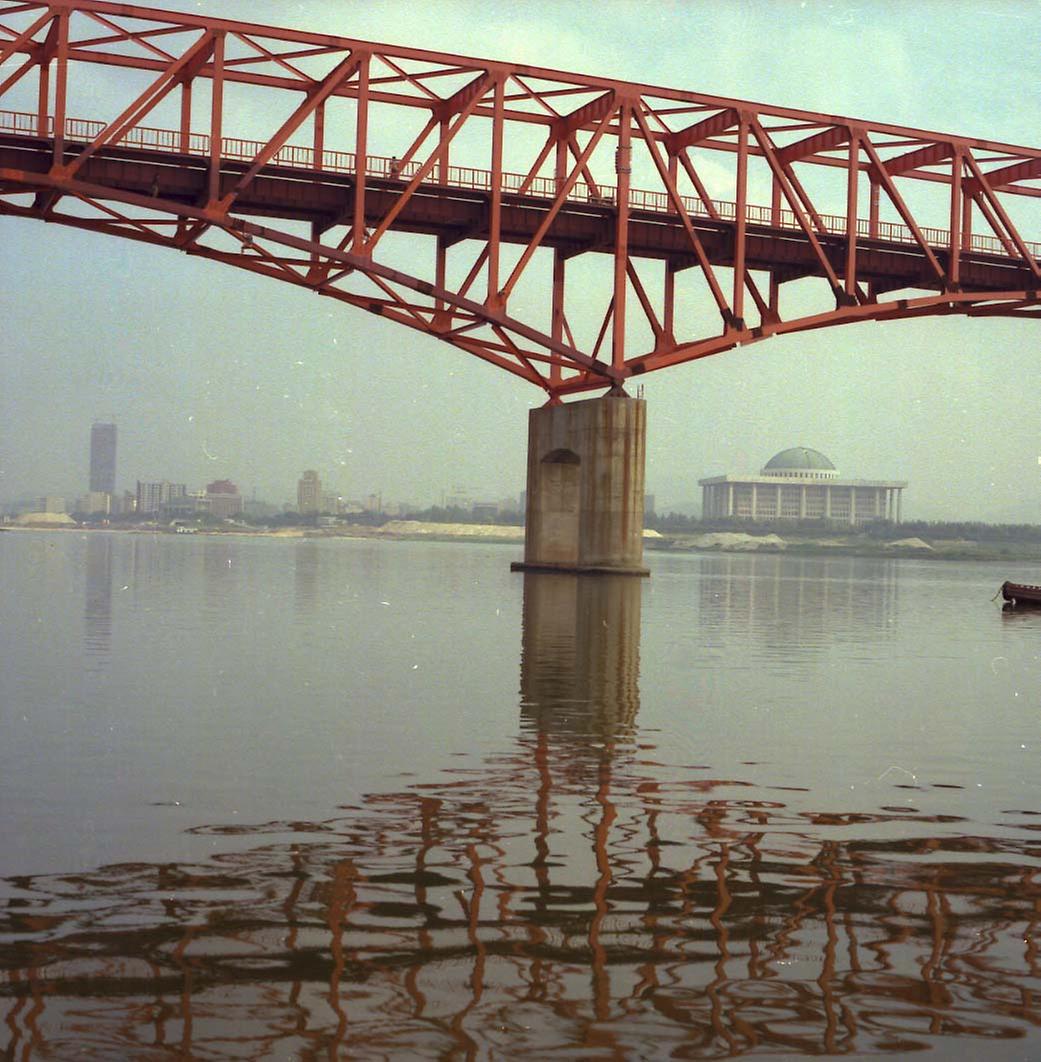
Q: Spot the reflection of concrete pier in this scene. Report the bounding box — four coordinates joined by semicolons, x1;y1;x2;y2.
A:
513;395;648;575
519;572;641;740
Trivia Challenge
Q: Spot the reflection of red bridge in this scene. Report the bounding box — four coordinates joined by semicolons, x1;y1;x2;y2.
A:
5;740;1041;1056
3;571;1041;1056
2;2;1041;397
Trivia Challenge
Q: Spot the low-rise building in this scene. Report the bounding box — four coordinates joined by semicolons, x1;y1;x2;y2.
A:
137;481;186;515
297;470;322;514
77;491;111;515
472;501;500;521
160;492;201;520
205;479;243;519
699;447;906;525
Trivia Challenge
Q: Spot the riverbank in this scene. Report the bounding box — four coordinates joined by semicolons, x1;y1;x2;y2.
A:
5;520;1041;563
0;520;526;544
648;529;1041;562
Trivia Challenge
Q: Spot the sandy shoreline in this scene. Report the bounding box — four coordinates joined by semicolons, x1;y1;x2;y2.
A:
5;520;1041;563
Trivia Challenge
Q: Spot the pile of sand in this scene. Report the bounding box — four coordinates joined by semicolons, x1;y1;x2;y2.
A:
12;512;76;527
377;522;660;541
689;532;786;552
884;537;933;551
380;520;523;539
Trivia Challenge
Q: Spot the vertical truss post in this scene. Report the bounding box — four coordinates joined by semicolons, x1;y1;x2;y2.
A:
437;117;449;184
612;102;632;373
551;249;565;388
36;19;53;137
353;53;369;254
52;9;68;166
732;114;748;327
313;101;325;171
550;137;567;389
37;59;48;136
435;235;447;324
663;261;676;344
844;133;859;300
869;179;879;239
487;76;504;304
771;177;781;226
179;81;191;153
207;32;224;206
948;149;962;288
554;136;567;203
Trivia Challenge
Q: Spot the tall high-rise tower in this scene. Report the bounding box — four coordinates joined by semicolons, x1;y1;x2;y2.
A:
89;422;117;494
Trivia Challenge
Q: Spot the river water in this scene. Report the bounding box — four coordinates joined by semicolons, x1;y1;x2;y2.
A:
2;530;1040;1058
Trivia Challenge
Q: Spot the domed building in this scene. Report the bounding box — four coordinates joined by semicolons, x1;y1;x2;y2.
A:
699;447;906;524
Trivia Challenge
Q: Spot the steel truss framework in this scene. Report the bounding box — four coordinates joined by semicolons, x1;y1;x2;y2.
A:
2;1;1041;397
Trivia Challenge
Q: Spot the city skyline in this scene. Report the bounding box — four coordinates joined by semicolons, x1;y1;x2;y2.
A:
3;2;1041;522
6;406;1035;524
0;419;523;516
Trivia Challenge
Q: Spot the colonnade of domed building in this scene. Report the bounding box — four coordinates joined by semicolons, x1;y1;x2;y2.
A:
699;447;906;524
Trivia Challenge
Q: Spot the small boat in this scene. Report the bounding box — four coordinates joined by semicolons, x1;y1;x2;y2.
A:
999;581;1041;608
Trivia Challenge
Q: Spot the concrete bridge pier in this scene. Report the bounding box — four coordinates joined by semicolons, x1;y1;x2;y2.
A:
512;394;648;576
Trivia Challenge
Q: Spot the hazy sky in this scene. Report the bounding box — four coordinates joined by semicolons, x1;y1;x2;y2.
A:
3;0;1041;518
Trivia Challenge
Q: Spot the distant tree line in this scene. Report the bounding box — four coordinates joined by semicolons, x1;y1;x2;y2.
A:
244;505;526;526
646;513;858;535
645;512;1041;543
237;504;525;527
70;505;526;529
400;505;524;526
863;519;1041;543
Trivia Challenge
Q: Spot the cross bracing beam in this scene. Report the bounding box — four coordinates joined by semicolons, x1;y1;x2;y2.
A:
775;126;849;165
1;0;1040;399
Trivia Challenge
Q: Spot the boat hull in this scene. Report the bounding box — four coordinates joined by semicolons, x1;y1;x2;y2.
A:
1001;581;1041;607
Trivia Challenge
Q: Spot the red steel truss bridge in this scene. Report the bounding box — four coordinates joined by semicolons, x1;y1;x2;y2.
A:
2;2;1041;398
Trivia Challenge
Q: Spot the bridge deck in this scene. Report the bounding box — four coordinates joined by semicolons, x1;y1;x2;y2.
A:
2;109;1036;297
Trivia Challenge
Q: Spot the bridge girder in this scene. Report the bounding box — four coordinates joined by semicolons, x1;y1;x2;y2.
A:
1;0;1040;396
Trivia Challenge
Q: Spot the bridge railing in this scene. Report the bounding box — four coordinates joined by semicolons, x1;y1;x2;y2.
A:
1;108;1036;262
